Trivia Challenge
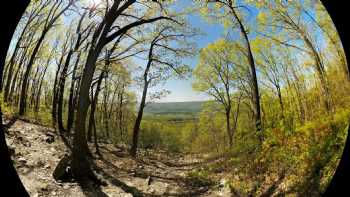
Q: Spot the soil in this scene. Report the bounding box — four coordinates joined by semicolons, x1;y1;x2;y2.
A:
4;119;234;197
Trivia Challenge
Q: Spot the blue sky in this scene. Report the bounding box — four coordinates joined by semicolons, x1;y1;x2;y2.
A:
156;12;225;102
152;0;260;103
9;0;330;103
138;1;230;103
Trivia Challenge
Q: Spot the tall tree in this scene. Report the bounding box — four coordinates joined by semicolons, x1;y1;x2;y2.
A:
56;12;91;133
68;0;178;180
258;1;333;114
19;0;73;115
3;0;49;98
193;39;238;148
204;0;263;143
130;21;194;157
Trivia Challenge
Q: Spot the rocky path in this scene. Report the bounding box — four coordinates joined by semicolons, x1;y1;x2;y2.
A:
4;119;233;197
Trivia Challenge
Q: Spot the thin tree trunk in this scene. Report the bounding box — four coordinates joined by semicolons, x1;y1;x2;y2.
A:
130;80;149;157
118;88;124;140
3;14;32;97
67;53;80;133
57;49;73;132
229;6;262;143
8;65;21;103
19;29;48;115
225;109;232;148
29;65;40;108
35;64;49;112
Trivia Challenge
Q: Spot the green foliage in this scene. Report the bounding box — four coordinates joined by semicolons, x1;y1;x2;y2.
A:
187;168;215;187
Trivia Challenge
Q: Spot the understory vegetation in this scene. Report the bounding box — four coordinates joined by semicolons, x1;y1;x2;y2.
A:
1;0;349;196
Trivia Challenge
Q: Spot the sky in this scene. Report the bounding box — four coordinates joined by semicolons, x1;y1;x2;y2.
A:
133;0;229;103
153;12;225;102
8;0;331;103
6;0;227;103
146;0;260;103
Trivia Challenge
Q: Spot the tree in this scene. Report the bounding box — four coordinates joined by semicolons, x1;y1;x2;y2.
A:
203;0;263;143
3;0;50;99
19;0;73;115
52;35;70;127
68;0;179;181
193;39;238;148
130;22;194;157
258;1;333;114
302;2;349;82
56;11;91;133
252;39;286;122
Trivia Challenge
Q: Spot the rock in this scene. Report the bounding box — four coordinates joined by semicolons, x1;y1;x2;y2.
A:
146;176;153;186
51;191;57;196
45;133;55;144
22;167;31;174
8;145;15;156
24;142;31;147
53;155;72;182
41;183;49;191
148;187;155;194
36;160;45;167
63;184;70;190
18;157;27;164
44;164;51;169
219;179;226;188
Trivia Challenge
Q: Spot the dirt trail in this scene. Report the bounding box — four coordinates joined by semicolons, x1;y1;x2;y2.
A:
4;119;233;197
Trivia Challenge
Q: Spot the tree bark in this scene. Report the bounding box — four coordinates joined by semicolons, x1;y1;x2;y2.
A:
67;53;80;133
52;51;65;127
88;70;104;149
225;108;233;148
229;5;262;143
19;1;71;115
130;80;149;157
57;49;73;132
3;9;35;97
19;30;47;115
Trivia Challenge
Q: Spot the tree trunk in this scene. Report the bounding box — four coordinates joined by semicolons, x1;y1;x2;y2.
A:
276;85;285;121
19;30;47;115
130;80;149;157
29;65;40;108
52;53;65;127
8;64;21;103
57;49;73;132
225;109;233;148
230;6;262;143
35;60;49;112
118;88;124;140
3;14;32;98
71;42;103;179
92;114;100;155
67;53;80;133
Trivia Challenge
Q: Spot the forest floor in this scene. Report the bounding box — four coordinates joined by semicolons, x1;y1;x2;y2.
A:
4;118;234;197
